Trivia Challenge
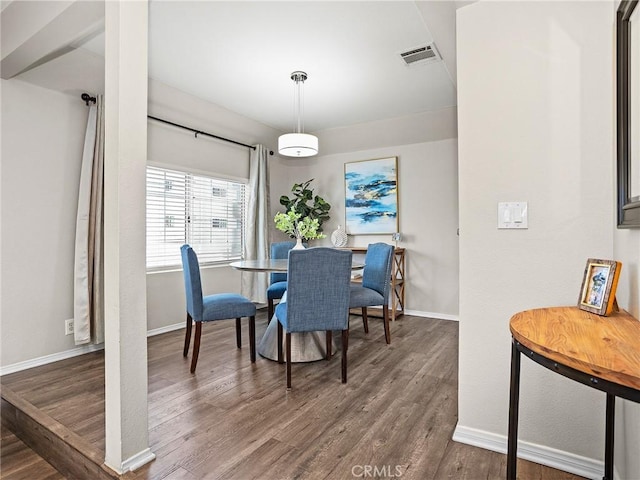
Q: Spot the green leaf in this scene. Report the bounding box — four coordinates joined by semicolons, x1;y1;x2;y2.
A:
279;195;291;207
276;179;331;233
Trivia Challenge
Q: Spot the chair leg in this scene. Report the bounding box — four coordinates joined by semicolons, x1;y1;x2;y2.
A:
362;307;369;333
383;305;391;344
341;329;349;384
277;321;284;364
325;331;332;360
183;312;193;357
267;299;274;324
190;321;202;374
235;318;242;348
249;316;256;363
286;332;292;389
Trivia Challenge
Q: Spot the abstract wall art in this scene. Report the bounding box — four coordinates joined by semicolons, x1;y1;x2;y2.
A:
344;157;398;234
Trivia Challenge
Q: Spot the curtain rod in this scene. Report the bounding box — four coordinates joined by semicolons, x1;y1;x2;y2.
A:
81;93;274;156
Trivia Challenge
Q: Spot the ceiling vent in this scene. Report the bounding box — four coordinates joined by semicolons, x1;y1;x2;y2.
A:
399;43;441;66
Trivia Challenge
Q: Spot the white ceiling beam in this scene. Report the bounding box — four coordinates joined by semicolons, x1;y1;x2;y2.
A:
1;0;104;79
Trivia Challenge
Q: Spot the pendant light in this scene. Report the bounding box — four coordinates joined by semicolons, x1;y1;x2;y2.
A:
278;71;318;157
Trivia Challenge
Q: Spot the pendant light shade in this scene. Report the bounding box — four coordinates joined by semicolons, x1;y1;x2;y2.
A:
278;133;318;157
278;71;318;157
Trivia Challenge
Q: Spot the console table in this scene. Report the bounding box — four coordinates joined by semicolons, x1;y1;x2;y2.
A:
343;247;405;321
507;306;640;480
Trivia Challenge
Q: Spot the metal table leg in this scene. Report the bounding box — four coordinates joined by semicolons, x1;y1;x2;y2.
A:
604;393;615;480
507;340;521;480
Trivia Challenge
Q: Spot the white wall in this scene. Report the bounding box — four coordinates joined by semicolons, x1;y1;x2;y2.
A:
270;110;459;318
1;78;88;366
457;1;617;477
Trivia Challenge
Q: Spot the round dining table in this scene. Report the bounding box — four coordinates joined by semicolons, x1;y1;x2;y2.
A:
229;259;289;272
230;257;364;363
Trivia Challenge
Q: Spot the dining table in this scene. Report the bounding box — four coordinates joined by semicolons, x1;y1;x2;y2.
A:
230;257;364;363
229;259;289;273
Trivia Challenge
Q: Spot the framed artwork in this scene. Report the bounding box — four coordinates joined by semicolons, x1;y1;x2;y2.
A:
578;259;622;316
344;157;398;235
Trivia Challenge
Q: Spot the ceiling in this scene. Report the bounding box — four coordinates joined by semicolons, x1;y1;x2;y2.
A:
3;1;464;133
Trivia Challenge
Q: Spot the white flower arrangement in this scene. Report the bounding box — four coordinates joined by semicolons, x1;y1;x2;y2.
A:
274;209;326;240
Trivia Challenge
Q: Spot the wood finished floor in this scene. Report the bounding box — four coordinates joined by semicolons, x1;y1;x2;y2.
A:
1;312;585;480
0;423;65;480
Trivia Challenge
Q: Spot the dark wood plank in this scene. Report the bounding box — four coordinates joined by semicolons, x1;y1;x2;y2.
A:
0;422;65;480
1;388;117;480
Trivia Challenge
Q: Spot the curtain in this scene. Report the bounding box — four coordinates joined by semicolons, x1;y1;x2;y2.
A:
73;95;105;345
241;144;270;303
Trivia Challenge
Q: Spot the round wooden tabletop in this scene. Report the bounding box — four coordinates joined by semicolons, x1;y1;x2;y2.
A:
510;306;640;391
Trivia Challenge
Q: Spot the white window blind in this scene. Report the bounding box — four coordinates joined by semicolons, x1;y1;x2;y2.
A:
146;166;245;270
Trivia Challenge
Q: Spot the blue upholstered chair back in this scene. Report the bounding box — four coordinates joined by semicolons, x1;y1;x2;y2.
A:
285;248;353;333
362;243;394;302
181;244;204;321
270;241;296;285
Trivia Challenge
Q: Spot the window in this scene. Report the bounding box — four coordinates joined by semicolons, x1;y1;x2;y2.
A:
146;166;246;270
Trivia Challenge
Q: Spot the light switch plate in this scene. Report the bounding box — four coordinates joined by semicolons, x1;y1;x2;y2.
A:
498;202;528;229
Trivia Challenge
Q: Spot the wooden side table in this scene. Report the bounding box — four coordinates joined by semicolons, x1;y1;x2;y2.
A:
507;306;640;480
344;247;405;321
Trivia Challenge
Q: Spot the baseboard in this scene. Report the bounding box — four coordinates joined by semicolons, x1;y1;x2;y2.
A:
452;424;603;480
0;343;105;376
106;447;156;474
124;448;156;472
404;309;459;321
1;323;188;376
146;322;184;337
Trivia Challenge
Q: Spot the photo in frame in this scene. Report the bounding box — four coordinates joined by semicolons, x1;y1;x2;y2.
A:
344;157;398;235
578;258;622;316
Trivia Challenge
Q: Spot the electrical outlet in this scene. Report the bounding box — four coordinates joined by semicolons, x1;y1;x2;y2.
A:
65;319;74;336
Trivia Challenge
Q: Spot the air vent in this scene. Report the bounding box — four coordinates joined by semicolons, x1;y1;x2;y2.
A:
399;43;441;66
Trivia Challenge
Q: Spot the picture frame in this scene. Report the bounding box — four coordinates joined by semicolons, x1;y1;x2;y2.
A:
344;156;398;235
578;259;622;316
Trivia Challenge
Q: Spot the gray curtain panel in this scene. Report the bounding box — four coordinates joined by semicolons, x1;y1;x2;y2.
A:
241;144;270;303
73;95;104;345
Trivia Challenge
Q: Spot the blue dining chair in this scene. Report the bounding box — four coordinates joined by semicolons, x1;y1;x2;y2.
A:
266;241;297;322
275;248;353;389
349;243;394;344
181;244;256;373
